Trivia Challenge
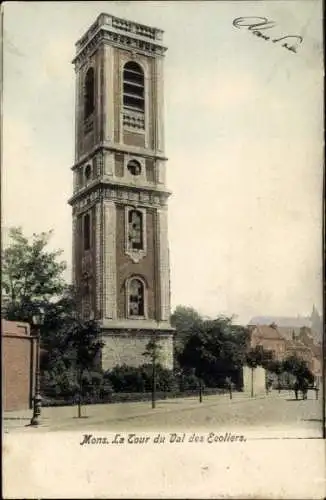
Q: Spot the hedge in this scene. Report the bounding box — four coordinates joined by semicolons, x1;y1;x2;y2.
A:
41;362;243;406
41;388;228;407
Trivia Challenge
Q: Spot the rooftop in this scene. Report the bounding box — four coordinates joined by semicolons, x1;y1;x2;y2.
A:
249;316;312;328
1;319;31;336
76;12;165;51
251;324;285;340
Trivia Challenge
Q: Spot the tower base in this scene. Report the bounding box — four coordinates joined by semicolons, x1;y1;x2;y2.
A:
101;328;174;371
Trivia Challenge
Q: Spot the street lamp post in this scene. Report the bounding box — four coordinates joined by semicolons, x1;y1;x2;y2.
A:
150;326;161;410
30;310;45;427
199;378;203;403
251;367;254;398
152;355;156;409
226;376;232;399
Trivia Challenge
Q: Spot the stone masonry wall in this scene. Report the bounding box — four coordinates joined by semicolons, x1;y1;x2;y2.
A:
101;331;174;371
243;366;266;395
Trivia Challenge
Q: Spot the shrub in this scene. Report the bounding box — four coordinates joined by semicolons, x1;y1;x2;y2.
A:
42;366;79;399
104;364;146;392
176;370;200;391
105;364;178;393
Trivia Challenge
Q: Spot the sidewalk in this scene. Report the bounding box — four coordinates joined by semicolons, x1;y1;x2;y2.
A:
3;391;277;432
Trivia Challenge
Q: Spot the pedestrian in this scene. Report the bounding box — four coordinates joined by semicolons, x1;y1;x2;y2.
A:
301;379;308;400
266;380;272;394
225;377;232;399
294;380;299;400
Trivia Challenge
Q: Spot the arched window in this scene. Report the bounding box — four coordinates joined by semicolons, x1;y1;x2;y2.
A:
84;163;92;183
84;68;95;119
83;213;91;250
82;271;91;295
128;209;143;250
128;278;145;317
123;61;144;112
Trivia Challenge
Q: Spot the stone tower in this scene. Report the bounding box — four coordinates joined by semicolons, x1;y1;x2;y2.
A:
68;13;174;370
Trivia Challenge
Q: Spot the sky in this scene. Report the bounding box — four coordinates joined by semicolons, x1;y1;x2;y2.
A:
2;1;324;323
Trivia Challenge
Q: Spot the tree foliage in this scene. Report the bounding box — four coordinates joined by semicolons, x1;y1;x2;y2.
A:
266;359;283;375
66;318;104;375
2;227;66;322
246;345;274;369
42;315;104;407
171;305;202;333
282;355;314;384
2;227;104;398
177;315;250;388
171;305;203;360
143;336;163;364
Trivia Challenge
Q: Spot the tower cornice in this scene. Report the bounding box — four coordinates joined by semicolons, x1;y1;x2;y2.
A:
68;180;172;207
71;143;168;171
72;13;167;67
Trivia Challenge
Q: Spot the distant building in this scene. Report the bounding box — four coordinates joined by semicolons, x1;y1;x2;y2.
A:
249;323;286;360
248;321;322;379
2;320;36;411
285;338;313;369
249;316;311;329
249;306;323;342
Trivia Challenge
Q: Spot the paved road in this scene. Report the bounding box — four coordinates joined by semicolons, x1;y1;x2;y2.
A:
3;390;323;437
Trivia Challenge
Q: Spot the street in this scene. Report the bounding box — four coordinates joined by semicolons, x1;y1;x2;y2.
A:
3;390;323;437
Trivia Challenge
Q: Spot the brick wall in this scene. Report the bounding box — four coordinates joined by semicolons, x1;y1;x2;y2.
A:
123;131;146;148
2;320;36;411
115;205;158;319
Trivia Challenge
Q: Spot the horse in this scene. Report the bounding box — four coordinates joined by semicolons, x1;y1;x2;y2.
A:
294;379;308;400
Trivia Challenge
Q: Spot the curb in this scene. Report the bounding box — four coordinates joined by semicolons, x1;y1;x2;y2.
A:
3;393;282;431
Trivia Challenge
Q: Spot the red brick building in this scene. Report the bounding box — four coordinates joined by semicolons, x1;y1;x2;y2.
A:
2;319;36;411
249;322;322;378
249;323;286;360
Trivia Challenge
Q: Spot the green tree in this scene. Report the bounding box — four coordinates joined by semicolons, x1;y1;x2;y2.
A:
282;355;314;384
41;303;105;410
143;336;163;408
266;359;284;392
178;317;250;391
2;227;66;322
2;227;105;408
38;285;91;402
143;336;163;365
65;318;104;417
171;306;203;364
171;305;202;333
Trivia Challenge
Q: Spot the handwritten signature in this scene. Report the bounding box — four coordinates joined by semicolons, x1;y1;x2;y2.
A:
233;17;303;53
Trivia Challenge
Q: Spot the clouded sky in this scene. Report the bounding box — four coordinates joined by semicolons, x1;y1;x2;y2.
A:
2;1;323;323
